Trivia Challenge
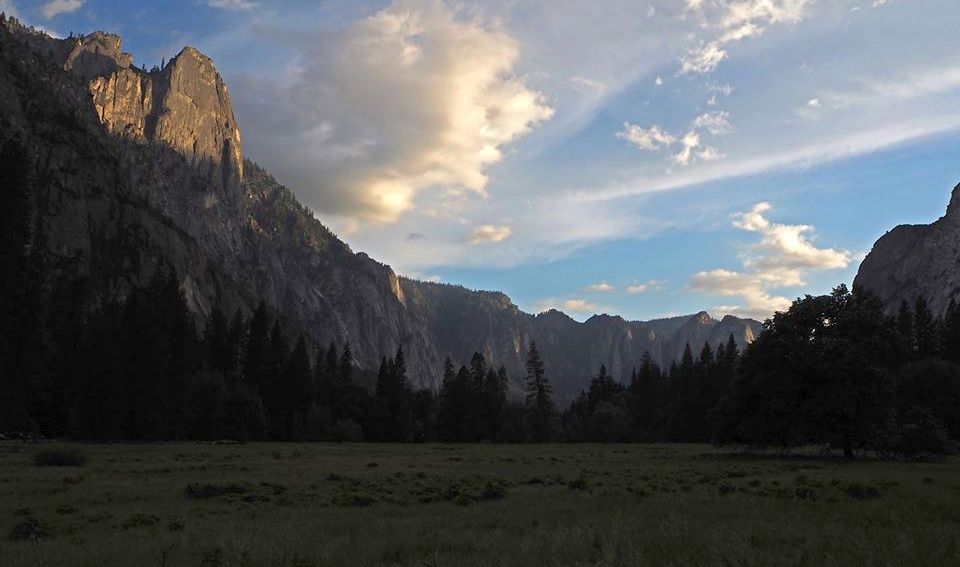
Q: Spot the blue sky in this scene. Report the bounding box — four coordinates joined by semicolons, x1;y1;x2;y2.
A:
7;0;960;320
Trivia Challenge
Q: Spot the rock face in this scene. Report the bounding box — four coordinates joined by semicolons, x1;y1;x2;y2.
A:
61;32;243;196
855;183;960;316
0;18;761;401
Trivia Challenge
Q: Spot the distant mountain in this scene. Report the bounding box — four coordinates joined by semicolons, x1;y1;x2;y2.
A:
855;182;960;316
0;17;760;401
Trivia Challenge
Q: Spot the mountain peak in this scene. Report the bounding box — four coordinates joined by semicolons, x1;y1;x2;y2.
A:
58;31;245;195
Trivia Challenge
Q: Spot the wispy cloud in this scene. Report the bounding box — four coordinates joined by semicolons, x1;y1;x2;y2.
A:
617;123;675;151
207;0;258;11
41;0;82;19
618;111;730;166
681;0;811;74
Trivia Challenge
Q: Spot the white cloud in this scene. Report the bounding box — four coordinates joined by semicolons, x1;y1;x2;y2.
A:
680;41;727;74
689;202;850;319
620;112;730;165
207;0;258;10
692;111;732;135
41;0;81;19
466;224;512;244
674;131;721;165
733;202;850;272
807;97;821;108
617;123;676;151
536;297;600;315
681;0;811;74
584;282;615;293
655;75;663;86
627;280;664;294
236;0;553;223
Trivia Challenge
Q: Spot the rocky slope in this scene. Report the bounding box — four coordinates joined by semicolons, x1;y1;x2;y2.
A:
0;17;760;401
855;183;960;316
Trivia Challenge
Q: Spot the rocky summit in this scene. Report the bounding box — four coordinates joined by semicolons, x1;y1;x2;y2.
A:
855;182;960;317
0;18;760;400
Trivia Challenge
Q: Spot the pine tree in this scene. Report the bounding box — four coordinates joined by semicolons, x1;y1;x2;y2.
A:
941;298;960;363
437;357;458;441
525;341;555;442
204;306;230;373
896;300;914;348
914;296;937;357
629;351;662;440
278;336;313;439
243;301;271;392
339;342;353;384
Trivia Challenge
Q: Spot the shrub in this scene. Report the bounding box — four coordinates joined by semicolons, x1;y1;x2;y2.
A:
185;483;247;499
10;517;48;541
481;480;507;500
845;482;882;500
33;448;87;467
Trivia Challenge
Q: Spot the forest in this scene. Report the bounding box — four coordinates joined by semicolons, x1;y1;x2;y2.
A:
2;138;959;457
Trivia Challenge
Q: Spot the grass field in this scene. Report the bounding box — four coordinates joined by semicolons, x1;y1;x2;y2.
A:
1;442;958;566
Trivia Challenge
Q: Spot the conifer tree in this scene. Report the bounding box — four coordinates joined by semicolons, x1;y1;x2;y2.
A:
243;301;270;392
525;341;555;442
914;296;937;357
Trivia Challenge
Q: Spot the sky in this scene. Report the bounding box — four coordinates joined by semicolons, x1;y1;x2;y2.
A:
7;0;960;321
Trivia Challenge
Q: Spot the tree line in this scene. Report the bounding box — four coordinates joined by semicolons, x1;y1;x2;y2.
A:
2;136;959;455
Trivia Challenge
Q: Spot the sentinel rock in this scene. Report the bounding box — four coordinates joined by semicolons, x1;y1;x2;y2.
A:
60;33;244;196
855;182;960;316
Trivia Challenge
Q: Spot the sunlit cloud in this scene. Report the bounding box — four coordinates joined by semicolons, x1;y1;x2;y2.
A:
689;202;851;319
466;224;513;245
584;282;616;293
627;280;665;294
236;0;553;224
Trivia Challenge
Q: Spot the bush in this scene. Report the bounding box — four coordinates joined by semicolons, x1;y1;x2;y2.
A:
185;483;247;499
10;517;48;541
33;448;87;467
845;482;882;500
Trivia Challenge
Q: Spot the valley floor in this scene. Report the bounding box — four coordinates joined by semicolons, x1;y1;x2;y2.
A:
0;442;957;566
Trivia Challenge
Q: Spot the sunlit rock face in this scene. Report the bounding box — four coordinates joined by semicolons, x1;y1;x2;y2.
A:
855;183;960;317
0;17;761;401
62;32;243;196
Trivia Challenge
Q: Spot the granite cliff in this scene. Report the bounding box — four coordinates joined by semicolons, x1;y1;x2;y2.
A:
0;18;760;400
855;183;960;316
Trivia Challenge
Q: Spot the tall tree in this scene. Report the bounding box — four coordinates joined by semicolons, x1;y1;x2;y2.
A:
525;341;556;442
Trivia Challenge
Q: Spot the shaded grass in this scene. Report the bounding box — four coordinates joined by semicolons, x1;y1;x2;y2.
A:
0;442;957;566
32;448;87;467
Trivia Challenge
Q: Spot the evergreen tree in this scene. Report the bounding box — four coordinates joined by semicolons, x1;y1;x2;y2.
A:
896;300;914;349
629;351;663;441
941;298;960;363
481;366;508;441
243;301;271;393
524;341;556;442
914;296;937;357
437;357;459;441
278;336;313;439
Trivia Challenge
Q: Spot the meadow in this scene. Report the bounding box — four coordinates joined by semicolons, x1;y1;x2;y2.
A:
1;442;958;567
